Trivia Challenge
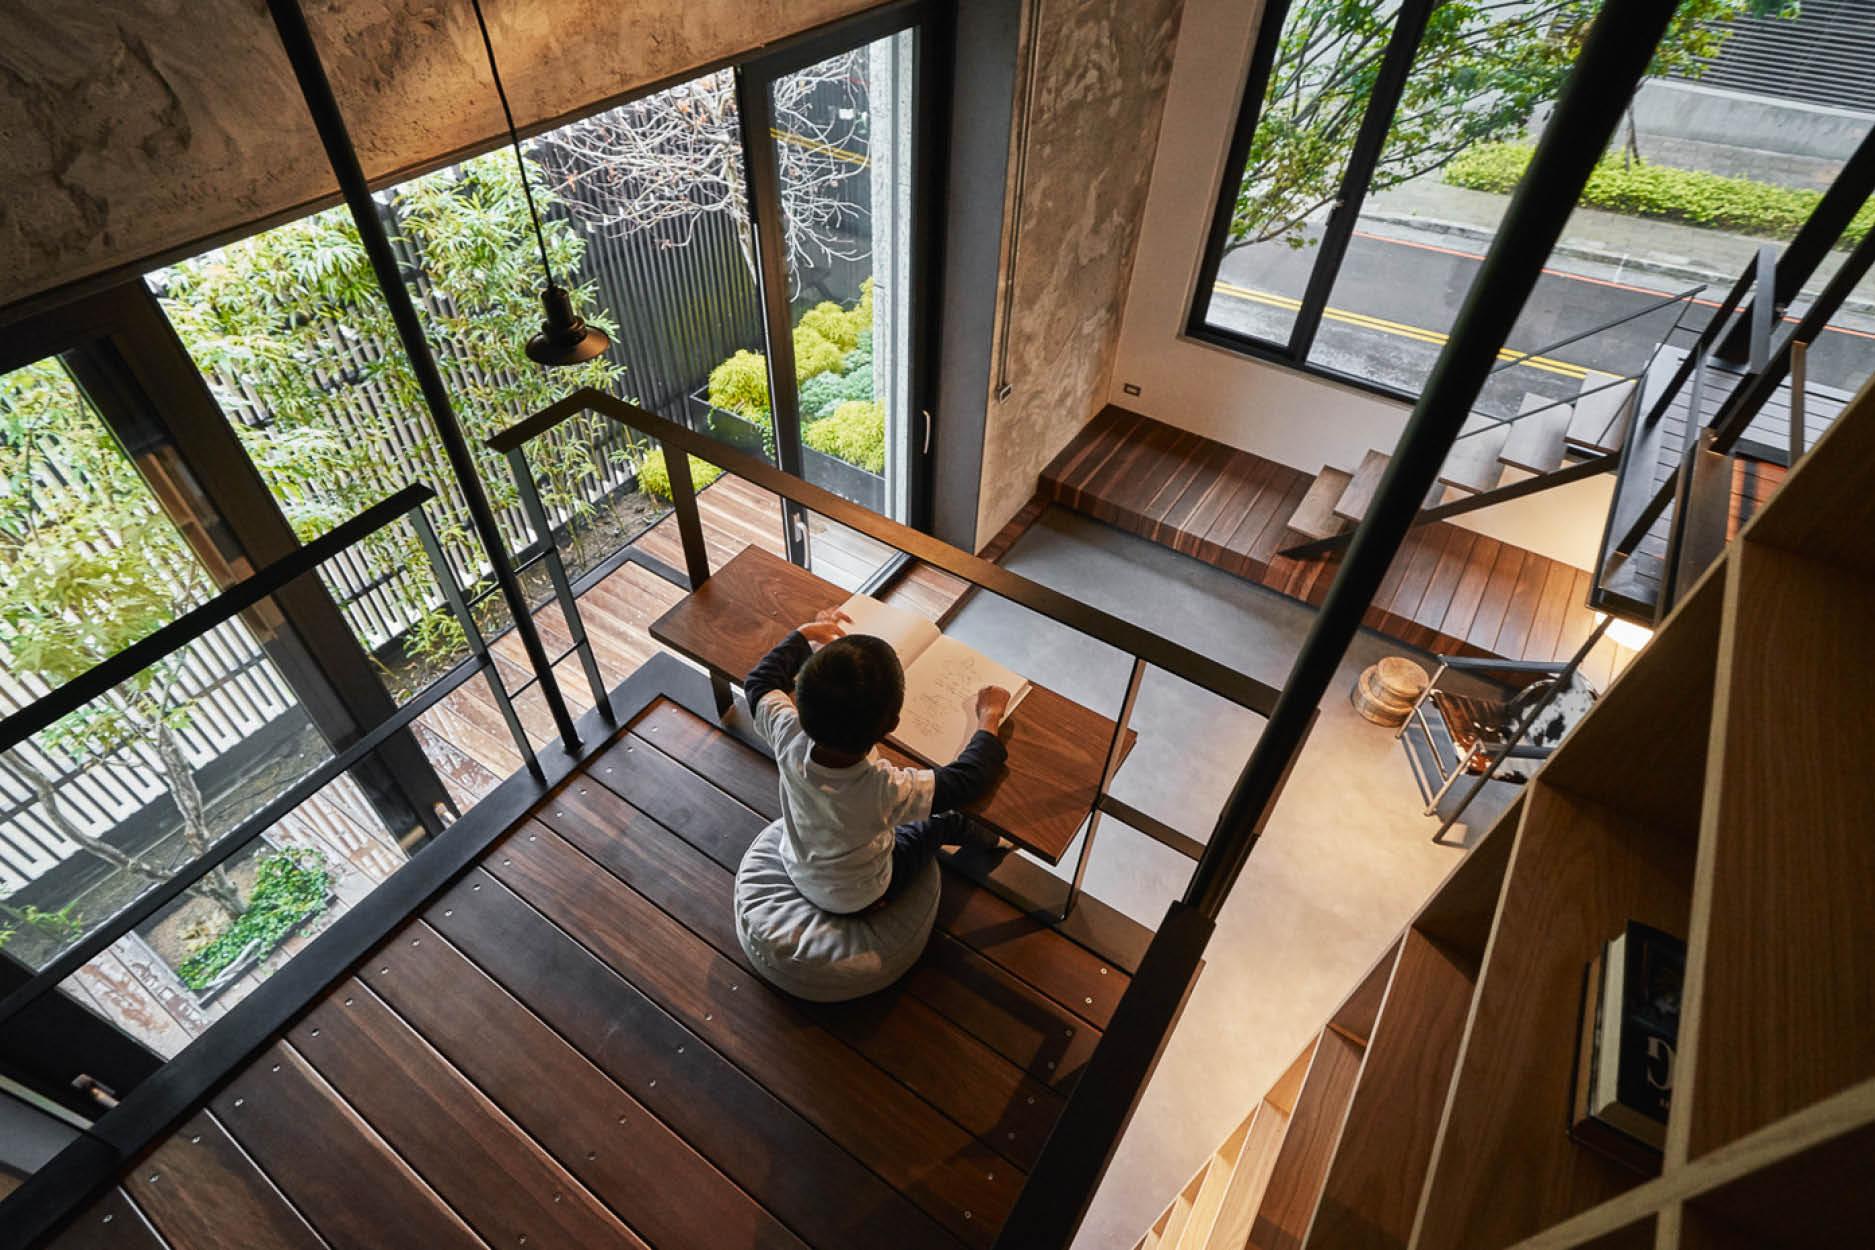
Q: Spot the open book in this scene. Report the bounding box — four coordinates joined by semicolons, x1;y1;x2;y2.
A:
836;593;1032;765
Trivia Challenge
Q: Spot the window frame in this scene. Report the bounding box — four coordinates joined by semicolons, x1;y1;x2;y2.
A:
1183;0;1445;405
736;2;947;558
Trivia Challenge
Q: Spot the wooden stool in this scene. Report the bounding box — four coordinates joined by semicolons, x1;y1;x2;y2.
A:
1352;656;1429;727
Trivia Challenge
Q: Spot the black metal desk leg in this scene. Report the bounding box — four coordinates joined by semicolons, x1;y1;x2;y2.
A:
1059;656;1147;922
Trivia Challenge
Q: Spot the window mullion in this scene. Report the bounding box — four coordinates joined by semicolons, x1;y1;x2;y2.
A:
1288;0;1439;360
733;62;810;565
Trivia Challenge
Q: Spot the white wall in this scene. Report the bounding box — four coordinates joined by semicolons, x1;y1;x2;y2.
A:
1105;0;1615;571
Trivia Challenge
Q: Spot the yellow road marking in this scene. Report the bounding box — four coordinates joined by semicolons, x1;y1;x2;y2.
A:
770;128;870;169
1213;280;1590;380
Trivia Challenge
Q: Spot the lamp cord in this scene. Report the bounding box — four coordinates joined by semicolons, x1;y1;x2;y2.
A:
468;0;557;290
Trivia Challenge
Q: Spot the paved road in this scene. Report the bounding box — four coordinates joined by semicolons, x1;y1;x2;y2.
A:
1208;229;1872;412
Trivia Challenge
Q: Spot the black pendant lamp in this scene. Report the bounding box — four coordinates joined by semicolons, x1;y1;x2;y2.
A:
469;0;610;366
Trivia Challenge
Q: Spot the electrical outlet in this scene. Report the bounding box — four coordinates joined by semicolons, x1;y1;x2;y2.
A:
1121;382;1141;396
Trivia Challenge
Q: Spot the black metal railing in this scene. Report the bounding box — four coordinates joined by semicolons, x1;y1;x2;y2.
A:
491;389;1289;920
1595;221;1875;620
1278;283;1706;564
0;486;546;1068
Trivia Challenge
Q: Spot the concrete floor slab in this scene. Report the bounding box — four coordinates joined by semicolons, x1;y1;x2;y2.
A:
943;507;1515;1249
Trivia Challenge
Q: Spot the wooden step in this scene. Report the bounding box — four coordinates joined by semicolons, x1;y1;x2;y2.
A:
1289;467;1354;540
1567;372;1636;454
1499;392;1573;474
1437;418;1512;493
1333;449;1391;523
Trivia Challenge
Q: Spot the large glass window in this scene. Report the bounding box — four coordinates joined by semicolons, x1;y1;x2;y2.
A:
1191;0;1869;409
768;29;918;523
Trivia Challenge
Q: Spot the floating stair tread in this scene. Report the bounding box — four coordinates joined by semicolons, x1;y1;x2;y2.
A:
1438;420;1512;493
1289;468;1355;540
1333;449;1391;523
1568;372;1636;453
1500;393;1572;474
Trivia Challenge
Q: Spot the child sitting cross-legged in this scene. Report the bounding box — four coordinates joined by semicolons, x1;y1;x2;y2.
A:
744;607;1010;916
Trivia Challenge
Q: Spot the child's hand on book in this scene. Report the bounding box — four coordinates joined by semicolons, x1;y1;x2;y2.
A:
974;685;1012;734
799;608;852;647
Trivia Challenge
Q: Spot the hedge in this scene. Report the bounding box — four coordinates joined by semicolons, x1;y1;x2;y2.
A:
1445;143;1873;248
637;449;725;501
803;400;886;474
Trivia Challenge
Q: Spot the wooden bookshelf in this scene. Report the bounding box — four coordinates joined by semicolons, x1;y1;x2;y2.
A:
1673;537;1875;1160
1412;781;1698;1249
1306;929;1477;1250
1249;1028;1365;1250
1132;378;1875;1250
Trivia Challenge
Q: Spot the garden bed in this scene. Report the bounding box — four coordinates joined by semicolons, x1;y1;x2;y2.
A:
685;393;886;512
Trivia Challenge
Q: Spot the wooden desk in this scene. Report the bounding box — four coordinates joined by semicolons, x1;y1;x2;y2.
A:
650;545;1132;864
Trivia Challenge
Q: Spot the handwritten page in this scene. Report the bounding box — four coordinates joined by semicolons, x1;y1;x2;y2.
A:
837;593;942;666
896;636;1031;765
836;593;1031;764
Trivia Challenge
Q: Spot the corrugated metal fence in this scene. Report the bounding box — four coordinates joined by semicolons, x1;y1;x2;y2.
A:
1671;0;1875;114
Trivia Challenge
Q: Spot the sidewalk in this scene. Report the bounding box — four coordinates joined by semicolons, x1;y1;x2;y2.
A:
1364;177;1875;326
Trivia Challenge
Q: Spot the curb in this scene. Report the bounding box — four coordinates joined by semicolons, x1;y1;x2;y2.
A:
1363;211;1875;320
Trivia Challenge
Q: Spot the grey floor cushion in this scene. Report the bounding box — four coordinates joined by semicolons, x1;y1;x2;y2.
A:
734;818;941;1002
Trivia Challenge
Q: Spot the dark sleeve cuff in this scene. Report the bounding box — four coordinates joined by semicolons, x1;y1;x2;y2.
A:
931;729;1008;812
744;630;813;710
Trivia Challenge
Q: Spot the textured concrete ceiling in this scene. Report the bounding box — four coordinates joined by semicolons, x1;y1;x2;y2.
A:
0;0;876;312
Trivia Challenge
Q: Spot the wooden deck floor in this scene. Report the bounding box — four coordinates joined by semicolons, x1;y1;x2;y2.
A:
1040;407;1635;688
51;668;1125;1250
61;476;971;1067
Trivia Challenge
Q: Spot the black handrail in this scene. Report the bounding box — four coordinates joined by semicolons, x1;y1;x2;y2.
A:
491;391;1285;720
1486;283;1704;377
1606;222;1875;562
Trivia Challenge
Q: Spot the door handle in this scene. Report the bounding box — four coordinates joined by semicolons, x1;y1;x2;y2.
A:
922;409;933;455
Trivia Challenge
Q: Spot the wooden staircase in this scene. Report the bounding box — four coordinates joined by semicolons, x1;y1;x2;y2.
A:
1134;943;1397;1250
1134;1042;1316;1250
1286;372;1636;541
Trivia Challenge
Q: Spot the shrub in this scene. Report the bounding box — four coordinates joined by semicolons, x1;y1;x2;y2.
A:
708;350;771;419
797;301;863;353
792;327;848;383
797;361;876;421
176;849;330;991
637;448;724;501
803;400;886;474
1445;143;1874;248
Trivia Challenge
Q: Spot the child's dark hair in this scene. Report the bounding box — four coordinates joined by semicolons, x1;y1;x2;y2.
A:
795;635;904;755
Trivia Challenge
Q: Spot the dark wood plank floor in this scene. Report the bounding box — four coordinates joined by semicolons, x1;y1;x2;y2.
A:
1039;406;1631;685
49;678;1136;1250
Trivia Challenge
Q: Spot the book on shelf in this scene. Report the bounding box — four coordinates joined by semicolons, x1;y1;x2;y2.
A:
1568;920;1685;1172
836;593;1032;765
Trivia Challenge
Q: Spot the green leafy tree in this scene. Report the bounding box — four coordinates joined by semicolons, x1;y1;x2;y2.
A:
0;360;247;928
158;150;625;661
1228;0;1798;252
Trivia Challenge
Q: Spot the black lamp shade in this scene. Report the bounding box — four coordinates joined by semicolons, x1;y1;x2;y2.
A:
526;285;611;367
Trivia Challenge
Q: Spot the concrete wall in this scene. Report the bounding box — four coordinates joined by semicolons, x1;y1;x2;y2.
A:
0;0;877;312
1105;0;1616;571
970;0;1183;544
1632;79;1874;162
